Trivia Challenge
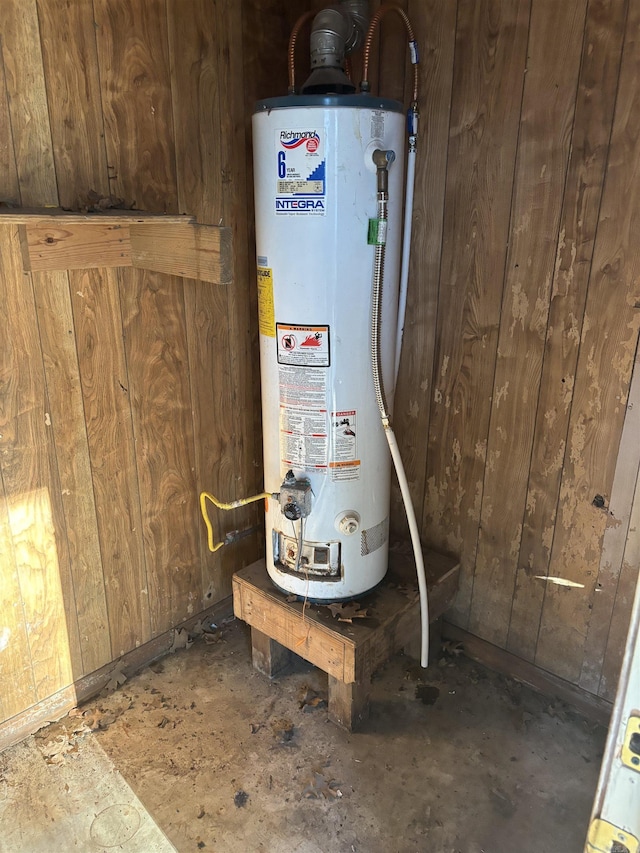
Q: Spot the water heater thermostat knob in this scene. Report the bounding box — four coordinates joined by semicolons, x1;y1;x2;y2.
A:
283;502;302;521
336;511;360;535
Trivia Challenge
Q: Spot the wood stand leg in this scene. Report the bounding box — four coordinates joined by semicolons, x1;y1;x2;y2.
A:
328;674;371;731
251;627;292;677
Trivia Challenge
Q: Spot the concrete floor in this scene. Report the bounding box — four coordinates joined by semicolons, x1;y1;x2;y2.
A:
0;618;606;853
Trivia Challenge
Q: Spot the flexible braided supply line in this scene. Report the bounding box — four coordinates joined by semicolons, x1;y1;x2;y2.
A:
371;194;390;422
288;11;316;93
361;4;419;104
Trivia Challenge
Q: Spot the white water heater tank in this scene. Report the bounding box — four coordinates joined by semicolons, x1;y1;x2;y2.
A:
253;95;405;600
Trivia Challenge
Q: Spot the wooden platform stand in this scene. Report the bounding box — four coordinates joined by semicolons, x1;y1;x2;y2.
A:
233;545;459;730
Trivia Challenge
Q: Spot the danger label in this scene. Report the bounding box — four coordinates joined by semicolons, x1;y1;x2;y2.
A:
330;410;360;481
277;324;330;367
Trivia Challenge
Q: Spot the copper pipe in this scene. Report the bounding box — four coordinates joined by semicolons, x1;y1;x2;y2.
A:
288;11;316;94
361;4;419;104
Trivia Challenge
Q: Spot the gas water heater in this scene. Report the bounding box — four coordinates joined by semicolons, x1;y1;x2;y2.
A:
201;2;430;665
253;98;404;601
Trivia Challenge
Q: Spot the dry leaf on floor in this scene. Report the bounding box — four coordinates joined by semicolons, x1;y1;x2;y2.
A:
38;735;77;765
441;640;464;657
170;628;193;653
106;664;127;692
325;602;370;623
203;631;223;645
302;772;343;800
190;619;219;637
297;685;327;712
76;704;127;731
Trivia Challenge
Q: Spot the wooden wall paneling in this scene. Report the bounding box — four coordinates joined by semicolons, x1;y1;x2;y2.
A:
31;270;111;674
599;452;640;700
535;0;640;682
119;268;200;636
0;411;36;721
0;225;82;699
71;267;151;658
392;0;457;539
93;0;178;213
166;0;224;222
579;341;640;692
0;0;58;206
422;0;530;626
182;281;236;605
507;0;628;661
468;0;588;646
376;0;408;103
167;0;240;603
243;0;301;104
217;0;262;574
0;46;20;205
36;0;110;209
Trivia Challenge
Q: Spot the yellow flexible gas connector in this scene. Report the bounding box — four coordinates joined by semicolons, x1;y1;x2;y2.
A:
199;490;272;552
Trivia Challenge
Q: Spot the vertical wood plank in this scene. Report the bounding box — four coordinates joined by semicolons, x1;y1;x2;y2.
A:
0;0;58;205
119;268;200;636
392;0;457;539
0;225;81;700
508;0;628;661
167;0;239;604
217;0;262;572
599;457;640;699
579;342;640;691
535;0;640;681
468;0;588;646
93;0;178;212
0;47;20;205
376;0;408;103
422;0;530;625
0;438;36;721
36;0;110;208
166;0;225;223
71;267;151;657
183;283;237;604
31;270;111;674
242;0;293;107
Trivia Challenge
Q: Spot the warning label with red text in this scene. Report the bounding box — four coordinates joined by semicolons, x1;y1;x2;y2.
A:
277;324;330;367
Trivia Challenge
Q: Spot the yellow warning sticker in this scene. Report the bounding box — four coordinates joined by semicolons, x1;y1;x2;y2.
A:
257;267;275;337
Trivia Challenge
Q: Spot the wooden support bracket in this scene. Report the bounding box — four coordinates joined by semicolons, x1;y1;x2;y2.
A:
0;208;231;284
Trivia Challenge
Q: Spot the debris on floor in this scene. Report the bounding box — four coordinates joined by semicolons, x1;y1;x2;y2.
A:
297;684;327;712
301;770;343;800
325;602;371;622
270;717;295;744
233;790;249;808
1;619;607;853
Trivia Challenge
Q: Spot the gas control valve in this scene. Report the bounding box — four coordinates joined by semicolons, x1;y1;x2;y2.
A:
278;470;312;520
